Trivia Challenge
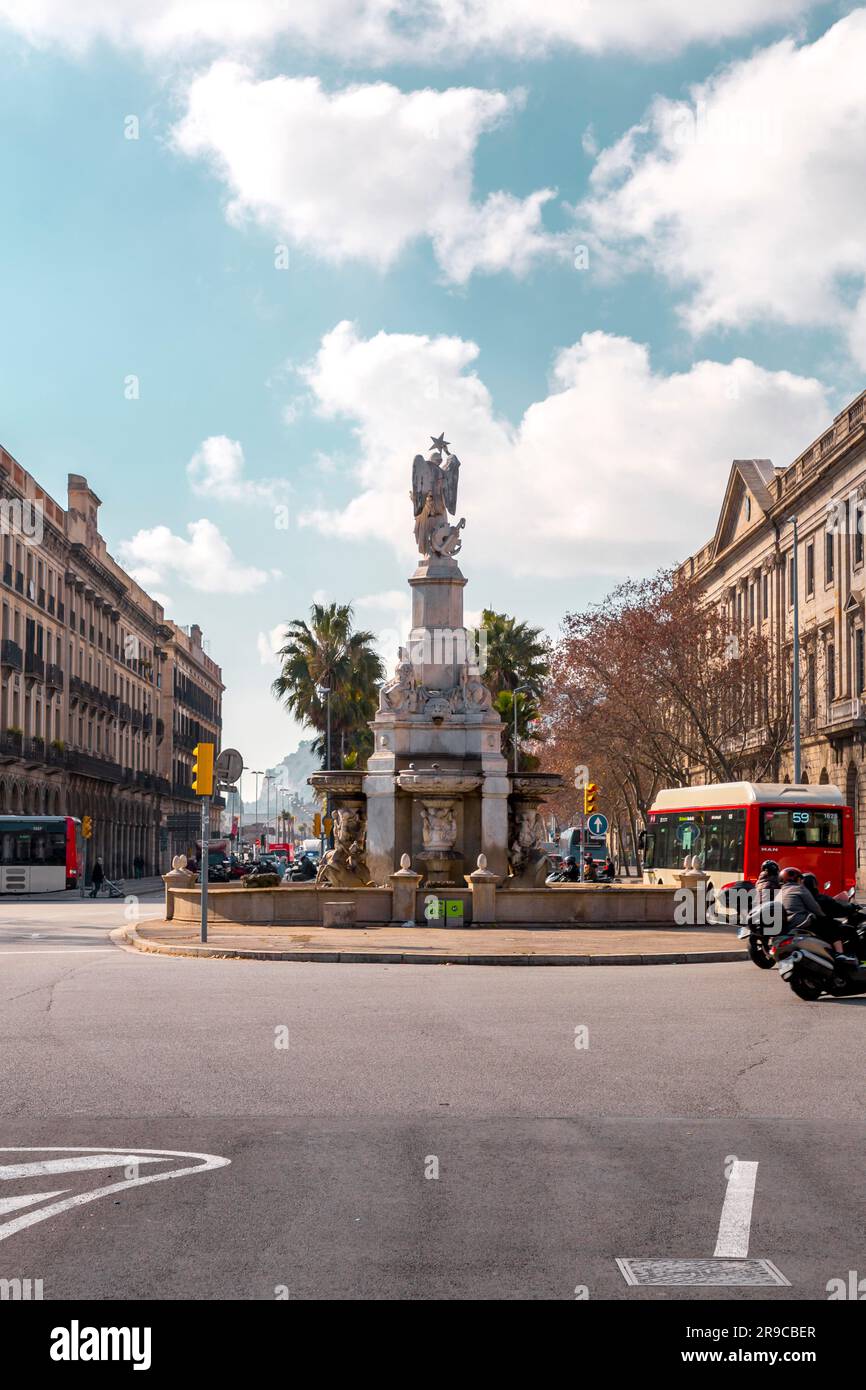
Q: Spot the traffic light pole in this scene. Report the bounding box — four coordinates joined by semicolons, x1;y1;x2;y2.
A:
579;810;585;883
200;794;210;944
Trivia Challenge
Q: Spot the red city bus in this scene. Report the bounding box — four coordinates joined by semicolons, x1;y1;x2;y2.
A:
642;783;855;896
0;816;83;893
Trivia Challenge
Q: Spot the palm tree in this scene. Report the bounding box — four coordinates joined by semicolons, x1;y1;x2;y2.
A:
480;608;549;697
272;602;385;768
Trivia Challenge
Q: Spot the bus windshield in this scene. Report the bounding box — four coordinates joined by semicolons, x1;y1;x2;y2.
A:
760;807;842;847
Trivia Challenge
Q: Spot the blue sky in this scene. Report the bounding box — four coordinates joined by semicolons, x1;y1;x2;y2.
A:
0;1;862;772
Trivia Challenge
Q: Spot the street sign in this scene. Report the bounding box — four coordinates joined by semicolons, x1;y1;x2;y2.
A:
215;747;243;787
587;813;609;837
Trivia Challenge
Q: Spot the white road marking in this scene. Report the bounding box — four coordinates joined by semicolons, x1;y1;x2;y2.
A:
714;1159;759;1258
0;1190;67;1215
0;1147;230;1242
0;1154;168;1180
0;949;115;955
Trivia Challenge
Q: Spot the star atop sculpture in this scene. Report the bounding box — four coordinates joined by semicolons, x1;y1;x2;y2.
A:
430;432;450;455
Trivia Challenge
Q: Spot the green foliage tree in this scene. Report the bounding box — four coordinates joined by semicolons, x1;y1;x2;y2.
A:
272;602;385;768
480;608;549;698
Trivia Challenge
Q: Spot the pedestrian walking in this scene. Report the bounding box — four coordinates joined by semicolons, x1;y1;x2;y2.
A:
90;857;105;898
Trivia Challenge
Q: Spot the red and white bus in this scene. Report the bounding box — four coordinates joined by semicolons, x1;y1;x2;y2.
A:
642;782;855;896
0;816;83;893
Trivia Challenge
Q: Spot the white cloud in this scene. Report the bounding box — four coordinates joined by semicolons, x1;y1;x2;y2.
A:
187;434;289;503
118;518;269;593
297;320;832;577
171;63;560;283
257;622;289;666
0;0;820;62
355;590;411;615
578;10;866;365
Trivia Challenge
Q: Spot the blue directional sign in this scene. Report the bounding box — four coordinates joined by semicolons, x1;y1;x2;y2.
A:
587;813;609;837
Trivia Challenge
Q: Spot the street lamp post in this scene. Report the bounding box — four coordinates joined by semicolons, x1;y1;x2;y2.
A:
264;773;275;852
317;681;332;851
512;683;535;777
789;517;802;783
248;769;264;857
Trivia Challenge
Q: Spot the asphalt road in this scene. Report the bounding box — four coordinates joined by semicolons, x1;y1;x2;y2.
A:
1;902;863;1300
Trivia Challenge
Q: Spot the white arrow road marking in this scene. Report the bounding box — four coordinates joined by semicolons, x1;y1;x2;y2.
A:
0;1154;167;1180
0;1147;230;1243
713;1159;759;1258
0;1190;67;1215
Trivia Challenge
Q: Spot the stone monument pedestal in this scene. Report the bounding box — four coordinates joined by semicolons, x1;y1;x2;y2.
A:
310;433;560;888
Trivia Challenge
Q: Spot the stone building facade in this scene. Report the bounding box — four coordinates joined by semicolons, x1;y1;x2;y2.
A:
681;387;866;884
0;448;223;877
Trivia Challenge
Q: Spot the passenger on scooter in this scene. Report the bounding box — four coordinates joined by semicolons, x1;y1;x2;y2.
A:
802;873;860;963
778;867;857;965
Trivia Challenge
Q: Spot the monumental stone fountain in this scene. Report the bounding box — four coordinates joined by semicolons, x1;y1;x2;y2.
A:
309;433;563;889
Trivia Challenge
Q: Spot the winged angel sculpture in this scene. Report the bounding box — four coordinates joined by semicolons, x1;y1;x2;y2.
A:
411;433;465;558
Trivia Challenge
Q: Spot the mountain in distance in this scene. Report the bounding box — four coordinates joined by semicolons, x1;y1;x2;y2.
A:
240;739;319;816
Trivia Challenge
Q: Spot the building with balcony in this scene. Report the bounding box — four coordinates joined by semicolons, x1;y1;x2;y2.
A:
680;387;866;884
0;452;224;876
159;620;225;863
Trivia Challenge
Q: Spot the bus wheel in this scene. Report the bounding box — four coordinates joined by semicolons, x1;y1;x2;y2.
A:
748;938;775;969
789;974;822;1001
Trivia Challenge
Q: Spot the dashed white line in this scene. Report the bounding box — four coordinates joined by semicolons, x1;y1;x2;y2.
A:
714;1159;759;1258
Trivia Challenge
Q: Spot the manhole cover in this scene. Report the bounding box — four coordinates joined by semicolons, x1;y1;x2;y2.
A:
616;1257;790;1287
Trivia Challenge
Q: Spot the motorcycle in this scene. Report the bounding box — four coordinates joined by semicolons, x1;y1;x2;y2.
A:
726;882;779;969
772;890;866;1001
711;879;775;967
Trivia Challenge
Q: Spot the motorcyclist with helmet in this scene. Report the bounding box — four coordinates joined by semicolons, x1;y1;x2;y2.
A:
561;856;580;883
755;859;781;904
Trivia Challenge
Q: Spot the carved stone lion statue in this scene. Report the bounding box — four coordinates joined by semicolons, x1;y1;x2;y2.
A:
315;808;371;888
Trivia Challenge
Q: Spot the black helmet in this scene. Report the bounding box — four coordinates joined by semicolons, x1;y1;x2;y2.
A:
565;857;576;867
802;873;818;892
760;859;779;875
780;866;802;883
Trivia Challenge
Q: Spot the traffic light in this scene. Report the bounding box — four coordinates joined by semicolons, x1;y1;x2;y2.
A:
191;742;215;796
82;815;93;840
583;782;598;816
313;812;322;837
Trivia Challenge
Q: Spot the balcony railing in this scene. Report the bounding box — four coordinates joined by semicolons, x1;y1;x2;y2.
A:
0;639;22;673
24;650;44;681
65;749;123;783
819;698;865;735
45;663;63;690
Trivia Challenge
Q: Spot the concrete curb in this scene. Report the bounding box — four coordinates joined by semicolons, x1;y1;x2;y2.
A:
112;925;748;968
